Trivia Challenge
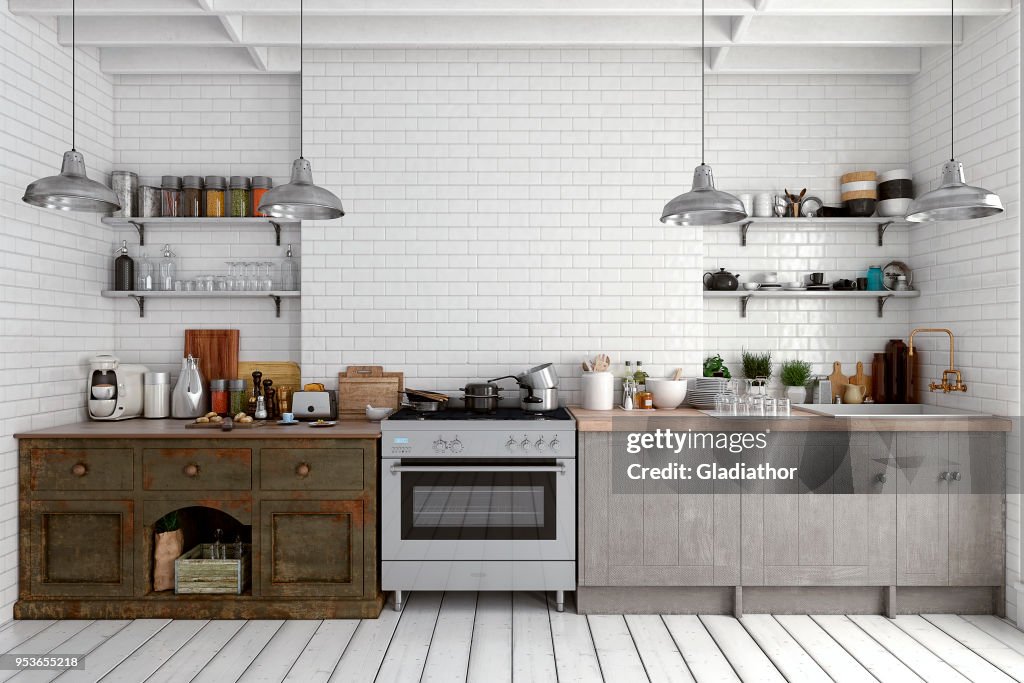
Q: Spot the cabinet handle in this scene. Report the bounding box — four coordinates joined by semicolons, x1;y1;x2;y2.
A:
295;462;311;478
940;471;949;481
71;463;87;477
875;473;887;484
183;463;200;478
952;471;961;481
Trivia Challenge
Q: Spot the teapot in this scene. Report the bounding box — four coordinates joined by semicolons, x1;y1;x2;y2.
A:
703;268;740;291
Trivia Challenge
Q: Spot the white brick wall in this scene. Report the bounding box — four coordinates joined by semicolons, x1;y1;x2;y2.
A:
0;5;116;620
910;6;1021;621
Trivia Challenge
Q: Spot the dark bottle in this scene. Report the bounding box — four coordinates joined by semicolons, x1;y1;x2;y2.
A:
113;240;135;291
871;352;887;404
885;339;909;404
248;370;263;416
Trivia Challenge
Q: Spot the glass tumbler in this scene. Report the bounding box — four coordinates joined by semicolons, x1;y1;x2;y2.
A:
777;397;791;416
764;397;777;417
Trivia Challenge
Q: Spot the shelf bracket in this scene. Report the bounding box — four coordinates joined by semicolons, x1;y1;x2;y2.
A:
740;295;752;318
876;220;894;247
129;221;145;246
130;295;145;318
270;295;282;318
739;220;754;247
877;295;891;318
270;221;282;246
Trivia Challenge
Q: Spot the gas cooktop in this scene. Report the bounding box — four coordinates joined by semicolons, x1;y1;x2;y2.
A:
387;406;573;422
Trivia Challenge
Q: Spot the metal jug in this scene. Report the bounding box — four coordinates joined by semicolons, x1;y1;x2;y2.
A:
171;355;208;418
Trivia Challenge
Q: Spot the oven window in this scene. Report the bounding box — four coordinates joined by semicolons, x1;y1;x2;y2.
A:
400;459;557;540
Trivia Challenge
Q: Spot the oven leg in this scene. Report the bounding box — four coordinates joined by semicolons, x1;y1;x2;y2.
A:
393;590;403;612
555;591;565;613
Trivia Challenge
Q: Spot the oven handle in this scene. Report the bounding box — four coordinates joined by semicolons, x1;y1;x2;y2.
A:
389;463;567;475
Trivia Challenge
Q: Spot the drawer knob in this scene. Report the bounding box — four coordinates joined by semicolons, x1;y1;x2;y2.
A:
71;463;87;477
183;463;200;478
295;462;311;478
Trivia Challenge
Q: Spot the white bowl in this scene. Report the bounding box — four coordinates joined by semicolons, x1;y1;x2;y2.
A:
878;168;911;183
877;198;912;217
646;378;688;409
365;405;394;421
787;281;802;288
92;384;115;400
742;283;761;291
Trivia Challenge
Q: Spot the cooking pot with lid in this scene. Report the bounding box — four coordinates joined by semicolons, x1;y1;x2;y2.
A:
461;382;504;414
520;386;558;412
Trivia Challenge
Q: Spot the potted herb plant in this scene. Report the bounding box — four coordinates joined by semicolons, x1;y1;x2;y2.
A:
153;511;183;592
780;359;813;404
741;350;772;394
703;354;731;379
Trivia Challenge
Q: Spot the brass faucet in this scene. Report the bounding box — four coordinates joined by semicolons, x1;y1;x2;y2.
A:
908;328;967;393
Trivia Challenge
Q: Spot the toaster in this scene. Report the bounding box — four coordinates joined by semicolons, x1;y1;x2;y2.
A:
291;390;337;420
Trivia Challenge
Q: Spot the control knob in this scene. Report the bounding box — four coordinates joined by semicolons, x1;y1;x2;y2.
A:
550;436;561;452
433;437;447;454
534;437;547;452
449;436;463;454
505;437;518;452
520;437;532;452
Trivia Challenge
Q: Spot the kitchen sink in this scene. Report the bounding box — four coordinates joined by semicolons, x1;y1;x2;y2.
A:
798;404;991;418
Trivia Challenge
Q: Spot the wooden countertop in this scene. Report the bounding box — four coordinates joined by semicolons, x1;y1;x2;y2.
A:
15;419;382;440
567;406;1012;432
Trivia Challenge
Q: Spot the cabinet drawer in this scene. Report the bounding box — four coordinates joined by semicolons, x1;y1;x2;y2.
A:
30;447;133;491
142;448;252;491
260;448;364;491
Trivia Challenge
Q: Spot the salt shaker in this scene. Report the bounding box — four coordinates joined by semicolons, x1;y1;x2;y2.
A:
255;396;268;420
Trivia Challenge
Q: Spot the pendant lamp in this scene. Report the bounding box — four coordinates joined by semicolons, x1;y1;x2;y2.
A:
661;0;746;226
258;0;344;220
905;0;1003;222
22;0;120;213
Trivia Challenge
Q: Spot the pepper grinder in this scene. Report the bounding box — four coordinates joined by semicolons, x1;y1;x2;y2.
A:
248;370;263;416
262;379;275;418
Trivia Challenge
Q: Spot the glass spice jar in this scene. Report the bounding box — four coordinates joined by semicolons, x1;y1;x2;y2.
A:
182;175;204;217
205;176;226;217
229;176;251;218
251;176;273;217
210;379;229;416
160;176;182;217
228;379;247;415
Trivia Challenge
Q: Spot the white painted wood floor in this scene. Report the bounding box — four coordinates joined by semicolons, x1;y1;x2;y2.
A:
2;593;1024;682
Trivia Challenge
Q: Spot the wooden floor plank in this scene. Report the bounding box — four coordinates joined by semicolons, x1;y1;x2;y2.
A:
191;621;284;683
237;620;321;682
625;615;694;683
890;615;1015;682
375;592;443;683
811;615;923;683
511;592;557;683
281;621;359;683
55;619;170;683
0;622;92;683
700;615;784;683
328;594;406;683
0;622;58;656
421;592;477;682
547;595;603;683
661;615;739;683
962;615;1024;657
144;621;246;683
466;592;512;683
773;615;875;683
922;614;1024;681
587;615;650;683
847;615;969;683
100;620;207;683
8;621;130;683
739;615;830;683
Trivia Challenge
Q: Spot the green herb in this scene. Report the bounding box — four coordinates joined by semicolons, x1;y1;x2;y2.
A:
155;511;180;533
780;359;813;387
703;354;731;379
741;350;772;382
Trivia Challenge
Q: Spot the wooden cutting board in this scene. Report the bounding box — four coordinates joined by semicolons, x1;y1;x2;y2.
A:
848;361;873;398
184;330;239;383
827;361;847;402
338;366;404;418
185;420;267;429
236;361;302;391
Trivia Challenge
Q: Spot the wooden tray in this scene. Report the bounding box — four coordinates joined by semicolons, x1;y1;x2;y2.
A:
338;366;404;418
237;361;301;391
185;420;268;429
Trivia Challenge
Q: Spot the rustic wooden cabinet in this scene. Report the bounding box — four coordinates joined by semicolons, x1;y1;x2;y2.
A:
17;435;382;619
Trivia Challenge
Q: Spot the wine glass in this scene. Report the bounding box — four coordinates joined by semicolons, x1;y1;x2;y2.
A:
260;261;275;291
245;261;259;291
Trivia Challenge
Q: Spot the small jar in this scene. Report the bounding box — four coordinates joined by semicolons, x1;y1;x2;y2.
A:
160;176;182;217
182;175;204;218
210;379;229;416
139;186;161;217
228;379;247;415
251;176;273;217
636;391;654;410
229;176;251;218
205;176;227;217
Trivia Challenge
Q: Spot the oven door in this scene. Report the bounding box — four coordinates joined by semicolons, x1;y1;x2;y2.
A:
382;458;575;561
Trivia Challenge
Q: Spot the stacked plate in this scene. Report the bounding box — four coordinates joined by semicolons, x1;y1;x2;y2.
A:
840;171;877;217
878;169;914;217
688;377;733;410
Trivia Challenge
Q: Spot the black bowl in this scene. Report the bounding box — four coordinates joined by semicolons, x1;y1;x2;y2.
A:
878;178;914;200
844;198;876;217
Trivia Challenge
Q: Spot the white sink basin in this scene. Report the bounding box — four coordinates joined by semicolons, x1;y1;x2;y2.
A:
798;404;990;418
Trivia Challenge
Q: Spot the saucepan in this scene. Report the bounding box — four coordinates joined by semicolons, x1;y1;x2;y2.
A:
516;363;559;390
401;389;449;413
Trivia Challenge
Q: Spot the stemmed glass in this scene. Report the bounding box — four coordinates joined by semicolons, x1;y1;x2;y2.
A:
260;261;275;291
245;261;259;291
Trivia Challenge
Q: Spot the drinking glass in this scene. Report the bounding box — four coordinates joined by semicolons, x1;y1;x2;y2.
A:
215;275;228;291
764;397;777;417
245;262;259;291
777;397;791;416
224;261;237;291
260;261;275;291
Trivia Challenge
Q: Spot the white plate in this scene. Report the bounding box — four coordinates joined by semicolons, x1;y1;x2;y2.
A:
309;421;337;428
277;420;300;425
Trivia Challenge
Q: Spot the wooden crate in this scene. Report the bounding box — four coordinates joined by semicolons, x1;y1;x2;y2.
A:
174;543;251;595
337;366;404;418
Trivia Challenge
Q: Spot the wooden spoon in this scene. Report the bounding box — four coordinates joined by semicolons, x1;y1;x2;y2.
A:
593;354;610;372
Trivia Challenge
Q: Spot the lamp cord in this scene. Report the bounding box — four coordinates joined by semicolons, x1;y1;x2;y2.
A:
71;0;76;151
701;0;705;165
950;0;954;161
299;0;304;160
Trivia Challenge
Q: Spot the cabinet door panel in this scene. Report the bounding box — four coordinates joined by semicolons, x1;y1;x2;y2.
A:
896;432;949;586
949;432;1004;586
30;447;133;492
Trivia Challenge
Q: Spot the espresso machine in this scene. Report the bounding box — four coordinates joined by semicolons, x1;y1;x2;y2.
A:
87;354;148;421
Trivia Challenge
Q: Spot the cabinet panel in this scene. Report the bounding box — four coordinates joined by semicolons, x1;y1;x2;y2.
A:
142;447;252;491
30;446;132;492
949;432;1004;586
896;432;949;586
260;447;364;491
260;500;365;597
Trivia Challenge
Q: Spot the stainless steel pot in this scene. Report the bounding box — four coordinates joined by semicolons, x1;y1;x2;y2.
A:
518;363;559;390
520;386;558;412
461;382;503;413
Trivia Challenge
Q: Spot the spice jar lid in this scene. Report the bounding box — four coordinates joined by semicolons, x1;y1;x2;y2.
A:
111;170;138;178
229;175;251;189
205;175;227;190
161;175;182;190
144;372;171;385
228;379;247;391
210;379;228;390
251;176;273;189
183;175;204;189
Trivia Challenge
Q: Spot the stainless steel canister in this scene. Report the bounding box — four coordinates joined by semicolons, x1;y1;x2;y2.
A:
110;171;138;218
140;186;161;217
144;372;171;418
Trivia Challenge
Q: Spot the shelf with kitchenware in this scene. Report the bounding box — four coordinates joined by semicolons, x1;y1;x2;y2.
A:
732;217;911;247
101;290;300;318
102;217;299;247
704;289;919;319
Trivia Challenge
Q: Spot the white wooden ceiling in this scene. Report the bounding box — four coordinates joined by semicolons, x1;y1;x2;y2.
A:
9;0;1016;75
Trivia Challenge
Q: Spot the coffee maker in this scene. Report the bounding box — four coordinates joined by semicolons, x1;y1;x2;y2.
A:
88;354;148;421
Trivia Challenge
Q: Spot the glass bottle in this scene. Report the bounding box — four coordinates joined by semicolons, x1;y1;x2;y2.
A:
229;379;247;415
251;176;272;217
229;176;251;218
113;240;135;291
211;528;224;560
136;250;154;291
281;244;299;291
182;175;204;217
205;176;226;217
158;244;177;291
160;176;182;217
633;361;648;391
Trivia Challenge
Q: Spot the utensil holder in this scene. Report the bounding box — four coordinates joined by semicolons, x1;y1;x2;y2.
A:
581;371;614;410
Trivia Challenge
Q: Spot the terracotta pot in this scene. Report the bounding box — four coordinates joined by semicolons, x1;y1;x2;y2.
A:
154;529;184;591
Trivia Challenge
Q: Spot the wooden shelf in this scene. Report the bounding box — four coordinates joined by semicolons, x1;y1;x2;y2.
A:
704;289;919;318
101;290;299;318
102;217;298;246
731;216;910;246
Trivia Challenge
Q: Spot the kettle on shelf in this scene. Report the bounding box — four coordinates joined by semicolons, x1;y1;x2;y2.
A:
703;268;740;291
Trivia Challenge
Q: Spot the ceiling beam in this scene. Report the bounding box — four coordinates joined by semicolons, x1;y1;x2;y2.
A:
100;46;298;73
711;46;922;74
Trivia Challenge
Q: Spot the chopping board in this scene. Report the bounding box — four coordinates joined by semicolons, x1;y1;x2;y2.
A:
338;366;404;418
827;361;847;402
186;420;267;429
184;330;239;383
237;361;301;391
848;361;873;398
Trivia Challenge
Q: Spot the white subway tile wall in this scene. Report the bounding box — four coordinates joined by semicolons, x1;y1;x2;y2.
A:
910;7;1021;622
0;6;116;619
